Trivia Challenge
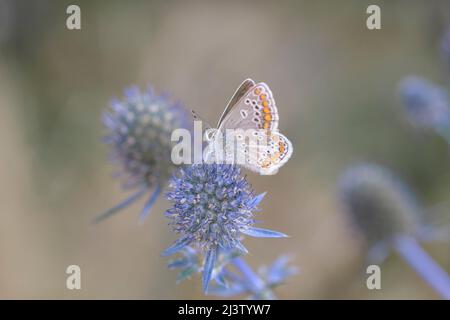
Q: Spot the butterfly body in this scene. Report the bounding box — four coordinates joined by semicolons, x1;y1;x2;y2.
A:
195;79;293;175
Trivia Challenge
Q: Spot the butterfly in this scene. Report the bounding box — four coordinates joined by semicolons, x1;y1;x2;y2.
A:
192;79;293;175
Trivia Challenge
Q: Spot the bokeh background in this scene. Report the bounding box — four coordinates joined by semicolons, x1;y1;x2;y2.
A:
1;0;450;299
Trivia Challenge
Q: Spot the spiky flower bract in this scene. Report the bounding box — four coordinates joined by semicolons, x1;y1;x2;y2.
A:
399;76;450;130
208;255;298;299
95;86;190;223
339;164;422;248
167;246;297;299
162;164;287;292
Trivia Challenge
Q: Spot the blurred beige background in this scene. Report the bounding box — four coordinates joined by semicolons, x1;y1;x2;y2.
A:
1;0;450;299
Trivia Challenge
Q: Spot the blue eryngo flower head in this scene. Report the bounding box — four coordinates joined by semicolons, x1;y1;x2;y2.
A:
96;86;190;223
339;164;423;250
162;164;287;292
399;76;450;130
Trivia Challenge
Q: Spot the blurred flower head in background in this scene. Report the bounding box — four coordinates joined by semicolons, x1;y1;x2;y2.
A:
339;164;450;298
95;86;191;223
399;77;450;131
103;86;190;190
338;163;450;264
339;163;423;248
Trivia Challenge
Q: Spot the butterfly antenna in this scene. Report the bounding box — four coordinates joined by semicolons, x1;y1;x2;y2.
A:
190;109;213;130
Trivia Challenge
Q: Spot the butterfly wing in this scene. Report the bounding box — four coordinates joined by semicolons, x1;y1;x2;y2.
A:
254;131;293;175
217;78;256;128
225;130;292;175
217;82;279;132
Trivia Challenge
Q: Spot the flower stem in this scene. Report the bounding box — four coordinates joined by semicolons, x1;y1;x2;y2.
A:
93;186;148;223
393;235;450;299
232;257;275;299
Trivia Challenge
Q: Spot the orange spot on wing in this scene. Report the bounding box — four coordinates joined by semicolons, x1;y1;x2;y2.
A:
262;101;269;108
262;159;271;168
254;88;261;95
264;114;272;121
271;135;280;143
263;122;270;129
271;152;280;161
260;94;267;101
263;107;271;114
